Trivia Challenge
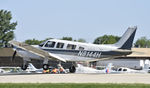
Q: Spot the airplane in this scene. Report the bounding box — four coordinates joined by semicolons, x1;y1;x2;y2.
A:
0;68;6;73
0;64;43;74
8;26;137;73
75;63;113;74
26;63;67;74
114;67;147;73
26;63;43;73
113;60;150;74
0;67;22;73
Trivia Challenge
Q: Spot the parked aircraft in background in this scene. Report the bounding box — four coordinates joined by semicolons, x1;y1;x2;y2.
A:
75;63;113;74
9;26;137;73
26;63;43;73
75;61;149;74
26;63;67;74
114;60;150;73
115;67;148;73
0;67;22;73
0;69;5;73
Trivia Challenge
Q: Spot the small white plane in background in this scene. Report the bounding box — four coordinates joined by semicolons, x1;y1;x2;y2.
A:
0;68;5;73
75;63;113;74
26;63;43;73
26;63;67;74
9;26;137;73
115;67;148;73
0;64;42;74
114;60;150;74
76;61;150;74
0;67;22;73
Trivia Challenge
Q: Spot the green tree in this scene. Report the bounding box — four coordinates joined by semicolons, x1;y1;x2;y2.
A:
40;37;53;43
135;37;150;48
25;37;53;45
0;10;17;47
93;35;120;44
77;38;86;43
61;37;72;41
25;38;42;45
43;37;53;41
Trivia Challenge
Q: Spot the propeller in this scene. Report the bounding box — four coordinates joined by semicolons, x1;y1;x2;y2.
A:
10;45;17;62
11;50;17;62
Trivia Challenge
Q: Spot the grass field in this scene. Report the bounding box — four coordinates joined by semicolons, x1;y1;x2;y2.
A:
0;83;150;88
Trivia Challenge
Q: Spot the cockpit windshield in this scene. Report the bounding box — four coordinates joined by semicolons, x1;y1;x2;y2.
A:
45;41;56;48
39;41;46;47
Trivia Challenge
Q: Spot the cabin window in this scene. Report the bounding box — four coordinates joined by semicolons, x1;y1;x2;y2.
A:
118;68;122;71
56;42;64;48
123;69;127;71
79;47;84;50
45;41;55;48
67;44;76;50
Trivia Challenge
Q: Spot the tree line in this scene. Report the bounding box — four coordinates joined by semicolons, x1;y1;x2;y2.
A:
24;35;150;48
0;9;150;48
24;37;86;45
0;10;17;47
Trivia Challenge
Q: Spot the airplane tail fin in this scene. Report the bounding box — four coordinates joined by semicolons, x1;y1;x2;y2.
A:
143;60;150;71
114;26;137;50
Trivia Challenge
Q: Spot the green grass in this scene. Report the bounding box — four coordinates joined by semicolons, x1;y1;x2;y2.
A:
0;83;150;88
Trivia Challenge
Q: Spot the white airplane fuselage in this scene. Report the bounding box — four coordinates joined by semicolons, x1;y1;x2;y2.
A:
16;39;125;62
9;26;137;71
35;39;130;62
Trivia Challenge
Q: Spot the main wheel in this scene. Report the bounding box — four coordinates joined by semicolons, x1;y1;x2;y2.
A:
21;64;28;70
69;65;76;73
43;64;49;70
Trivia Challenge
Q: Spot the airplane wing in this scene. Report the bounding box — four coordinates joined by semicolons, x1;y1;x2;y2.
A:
8;40;66;62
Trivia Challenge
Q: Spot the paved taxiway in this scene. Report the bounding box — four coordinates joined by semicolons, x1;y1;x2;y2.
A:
0;73;150;84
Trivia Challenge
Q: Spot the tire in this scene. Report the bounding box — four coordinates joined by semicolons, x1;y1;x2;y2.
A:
43;64;49;70
21;64;28;70
69;65;76;73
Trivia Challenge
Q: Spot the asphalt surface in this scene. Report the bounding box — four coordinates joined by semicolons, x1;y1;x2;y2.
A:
0;73;150;84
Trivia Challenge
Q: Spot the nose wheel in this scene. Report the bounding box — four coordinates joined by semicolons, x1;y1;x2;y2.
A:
43;64;49;70
21;64;28;70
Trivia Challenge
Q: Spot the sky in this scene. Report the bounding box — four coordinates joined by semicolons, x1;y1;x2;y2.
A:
0;0;150;43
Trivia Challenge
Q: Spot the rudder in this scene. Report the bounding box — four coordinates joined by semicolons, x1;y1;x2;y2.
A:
114;26;137;50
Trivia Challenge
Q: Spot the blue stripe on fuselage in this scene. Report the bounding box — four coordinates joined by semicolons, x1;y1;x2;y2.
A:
42;49;128;58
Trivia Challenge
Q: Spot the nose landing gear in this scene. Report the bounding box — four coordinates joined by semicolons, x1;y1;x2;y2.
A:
43;64;49;70
21;64;28;70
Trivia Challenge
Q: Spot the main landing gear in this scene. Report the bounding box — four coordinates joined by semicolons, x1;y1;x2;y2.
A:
43;59;49;70
21;64;28;70
43;64;49;70
69;65;76;73
21;59;28;70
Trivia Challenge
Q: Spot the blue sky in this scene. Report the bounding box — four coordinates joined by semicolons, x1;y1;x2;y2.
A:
0;0;150;43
